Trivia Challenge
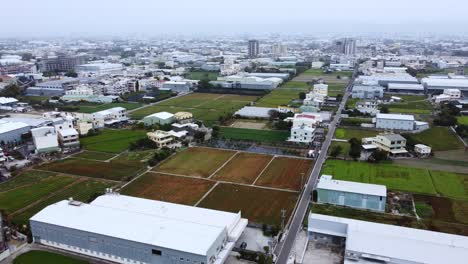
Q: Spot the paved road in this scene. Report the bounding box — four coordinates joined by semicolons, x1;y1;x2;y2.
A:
275;72;356;264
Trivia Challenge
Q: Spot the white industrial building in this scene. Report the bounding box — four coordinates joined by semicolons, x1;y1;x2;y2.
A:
76;63;124;75
352;85;384;99
30;193;247;264
308;213;468;264
387;83;425;94
375;113;428;131
91;107;128;128
31;127;60;154
422;77;468;94
234;106;276;118
161;81;191;93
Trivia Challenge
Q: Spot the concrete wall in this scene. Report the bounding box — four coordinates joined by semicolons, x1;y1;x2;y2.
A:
317;189;385;212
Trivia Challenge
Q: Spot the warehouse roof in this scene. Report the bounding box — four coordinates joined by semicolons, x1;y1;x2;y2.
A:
376;113;414;121
387;83;424;90
422;78;468;89
31;194;247;256
317;175;386;197
145;111;174;120
0;97;18;105
0;121;30;134
309;213;468;264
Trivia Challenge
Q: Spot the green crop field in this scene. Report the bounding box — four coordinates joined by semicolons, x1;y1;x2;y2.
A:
219;127;289;142
385;95;432;114
429;171;468;200
328;84;347;97
282;81;311;89
73;151;116;161
256;88;306;107
77;102;144;113
334;128;378;140
14;251;88;264
458;116;468;125
38;158;145;181
0;170;56;192
187;71;219;81
322;160;437;195
403;127;464;151
80;129;147;153
11;179;114;226
198;183;299;226
0;173;77;215
130;93;256;126
302;69;353;77
154;147;236;178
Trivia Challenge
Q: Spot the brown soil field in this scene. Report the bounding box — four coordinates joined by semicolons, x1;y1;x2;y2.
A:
212;152;273;184
154;147;236;178
198;183;299;226
255;157;314;191
121;173;215;205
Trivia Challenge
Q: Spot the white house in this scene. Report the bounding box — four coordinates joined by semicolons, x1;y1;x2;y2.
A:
433;89;461;103
362;133;407;156
313;83;328;97
31;127;60;154
91;107;128;128
288;113;321;143
414;144;432;158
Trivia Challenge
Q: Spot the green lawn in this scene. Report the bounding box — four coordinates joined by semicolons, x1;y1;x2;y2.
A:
334;128;378;141
0;173;77;214
77;102;144;113
322;160;437;195
14;251;88;264
188;71;219;81
219;127;289;142
458;116;468;125
12;179;113;226
403;127;464;151
80;129;147;153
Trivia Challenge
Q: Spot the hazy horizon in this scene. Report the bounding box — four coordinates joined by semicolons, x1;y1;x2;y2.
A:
3;0;468;38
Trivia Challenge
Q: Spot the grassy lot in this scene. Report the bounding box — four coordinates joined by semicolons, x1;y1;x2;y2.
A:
385;95;432;114
122;173;214;205
328;84;347;97
322;160;437;195
14;251;88;264
38;158;144;181
219;127;289;142
458;116;468;125
187;71;219;81
429;171;468;200
80;129;147;153
0;170;56;192
12;179;113;226
256;88;306;107
154;147;236;178
212;152;273;184
328;141;350;159
403;127;464;151
73;151;116;161
77;102;144;113
334;128;378;140
198;183;298;226
110;150;154;167
281;81;311;89
0;173;77;215
255;157;313;191
131;93;256;126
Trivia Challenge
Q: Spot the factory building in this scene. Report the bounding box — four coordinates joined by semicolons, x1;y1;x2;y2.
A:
352;85;384;99
30;193;248;264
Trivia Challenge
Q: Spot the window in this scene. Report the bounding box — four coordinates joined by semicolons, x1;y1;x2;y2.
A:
152;249;162;256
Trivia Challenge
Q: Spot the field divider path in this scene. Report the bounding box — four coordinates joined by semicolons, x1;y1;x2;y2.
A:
207;151;240;179
127;91;193;114
105;150;128;162
148;171;299;193
252;156;276;185
194;182;220;207
9;178;85;217
32;169;123;184
119;166;154;190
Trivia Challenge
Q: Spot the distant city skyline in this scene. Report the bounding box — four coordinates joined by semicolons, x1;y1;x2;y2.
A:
2;0;468;37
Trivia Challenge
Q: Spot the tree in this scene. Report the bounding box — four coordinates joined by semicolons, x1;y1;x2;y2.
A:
380;105;389;114
330;145;343;158
348;137;361;160
212;126;220;138
268;109;280;121
198;79;212;89
65;70;78;78
370;149;388;163
0;84;21;97
299;92;306;100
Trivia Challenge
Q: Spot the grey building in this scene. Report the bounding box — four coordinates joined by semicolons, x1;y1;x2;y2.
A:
0;121;31;144
30;194;247;264
38;54;85;73
316;175;386;212
161;81;191;93
352;85;384;99
375;113;415;131
248;40;259;58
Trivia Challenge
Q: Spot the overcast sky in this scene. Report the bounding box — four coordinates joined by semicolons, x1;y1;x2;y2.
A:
3;0;468;37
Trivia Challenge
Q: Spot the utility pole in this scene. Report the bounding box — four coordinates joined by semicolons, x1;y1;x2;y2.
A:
281;209;287;231
300;172;305;193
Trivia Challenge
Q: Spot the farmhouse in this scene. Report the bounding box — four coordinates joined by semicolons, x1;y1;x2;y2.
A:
143;112;175;126
316;175;386;212
91;107;128;128
308;213;468;264
433;89;461;103
362;133;407;156
288;113;321;143
414;144;432;158
30;193;248;264
375;113;428;131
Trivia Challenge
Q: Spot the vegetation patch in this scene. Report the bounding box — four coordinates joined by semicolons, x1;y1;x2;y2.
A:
14;250;88;264
404;127;463;151
80;129;147;153
219;127;289;142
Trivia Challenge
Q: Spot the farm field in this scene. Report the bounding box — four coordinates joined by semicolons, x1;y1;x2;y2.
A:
212;152;273;184
187;71;219;81
256;88;306;107
80;129;147;153
322;160;437;195
385;95;432;114
122;173;214;205
255;157;313;191
198;183;298;226
334;128;378;140
73;151;116;161
38;158;145;181
458;116;468;125
0;172;77;215
14;251;88;264
130;93;257;126
403;127;464;151
281;81;311;89
154;147;236;178
76;102;144;113
11;179;114;226
219;127;289;142
228;119;270;130
328;84;347;97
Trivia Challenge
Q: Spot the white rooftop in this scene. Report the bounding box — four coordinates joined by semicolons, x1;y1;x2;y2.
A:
317;175;386;197
387;83;424;90
146;111;175;120
309;213;468;264
376;113;414;121
0;97;18;105
58;128;78;137
31;194;247;256
0;121;30;134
